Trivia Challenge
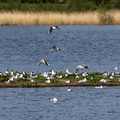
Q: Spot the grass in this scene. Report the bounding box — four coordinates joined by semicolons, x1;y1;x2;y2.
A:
0;10;120;25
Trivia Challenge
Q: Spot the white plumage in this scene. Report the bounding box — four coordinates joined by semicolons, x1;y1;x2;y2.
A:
49;97;58;103
48;25;60;33
37;59;50;66
75;65;89;73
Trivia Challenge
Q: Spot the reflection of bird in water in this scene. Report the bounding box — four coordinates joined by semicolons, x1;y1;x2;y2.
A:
50;46;60;52
37;59;50;66
48;25;60;34
75;65;89;73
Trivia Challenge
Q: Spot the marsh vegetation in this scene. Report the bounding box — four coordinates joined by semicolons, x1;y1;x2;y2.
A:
0;10;120;25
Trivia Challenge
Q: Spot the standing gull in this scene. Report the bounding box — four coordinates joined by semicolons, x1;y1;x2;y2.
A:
37;59;50;66
50;46;60;52
75;65;89;73
48;25;60;34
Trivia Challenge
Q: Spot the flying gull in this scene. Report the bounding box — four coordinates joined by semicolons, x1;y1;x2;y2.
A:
37;59;50;66
75;65;89;73
48;25;60;34
50;46;60;52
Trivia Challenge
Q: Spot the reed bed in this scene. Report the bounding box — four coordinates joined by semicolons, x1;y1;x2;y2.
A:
0;10;120;25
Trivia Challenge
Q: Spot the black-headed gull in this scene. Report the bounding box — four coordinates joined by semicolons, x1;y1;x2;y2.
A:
48;25;60;33
50;46;60;52
37;59;50;66
75;65;89;73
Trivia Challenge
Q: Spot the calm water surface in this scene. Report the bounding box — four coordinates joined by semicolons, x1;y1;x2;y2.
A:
0;87;120;120
0;25;120;73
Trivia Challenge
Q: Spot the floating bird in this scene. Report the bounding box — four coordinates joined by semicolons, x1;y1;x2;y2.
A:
37;59;50;66
75;65;89;73
95;85;103;89
48;25;60;33
50;46;60;52
67;87;72;92
49;97;58;103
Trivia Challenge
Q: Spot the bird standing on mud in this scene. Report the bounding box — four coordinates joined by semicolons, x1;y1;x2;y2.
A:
37;59;50;66
48;25;60;34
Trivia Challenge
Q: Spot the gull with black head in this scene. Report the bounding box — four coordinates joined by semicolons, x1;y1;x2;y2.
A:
48;25;60;34
50;46;60;52
75;65;89;73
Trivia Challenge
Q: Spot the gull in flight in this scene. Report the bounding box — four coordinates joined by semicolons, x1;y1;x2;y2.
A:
37;59;50;66
75;65;89;73
50;46;60;52
48;25;60;34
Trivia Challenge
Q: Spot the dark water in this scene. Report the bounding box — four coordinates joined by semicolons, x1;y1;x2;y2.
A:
1;87;120;120
0;25;120;73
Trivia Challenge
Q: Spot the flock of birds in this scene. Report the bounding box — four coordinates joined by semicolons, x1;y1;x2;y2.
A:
1;25;119;103
37;25;90;72
38;25;120;103
37;25;91;103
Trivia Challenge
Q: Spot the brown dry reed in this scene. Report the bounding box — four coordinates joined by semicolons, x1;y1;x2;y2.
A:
0;10;120;25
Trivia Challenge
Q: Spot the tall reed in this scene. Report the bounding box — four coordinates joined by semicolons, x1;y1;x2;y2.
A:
0;10;119;25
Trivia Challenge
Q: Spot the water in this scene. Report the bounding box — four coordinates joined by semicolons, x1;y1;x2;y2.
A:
0;87;120;120
0;25;120;73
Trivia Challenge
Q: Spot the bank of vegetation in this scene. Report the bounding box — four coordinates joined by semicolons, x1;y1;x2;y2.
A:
0;0;120;12
1;71;120;87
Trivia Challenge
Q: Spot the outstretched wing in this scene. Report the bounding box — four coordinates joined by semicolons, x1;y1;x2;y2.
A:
49;27;53;33
52;46;57;49
44;60;50;66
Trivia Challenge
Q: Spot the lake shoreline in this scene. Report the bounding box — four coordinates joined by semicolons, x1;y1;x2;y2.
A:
1;83;120;88
1;71;120;88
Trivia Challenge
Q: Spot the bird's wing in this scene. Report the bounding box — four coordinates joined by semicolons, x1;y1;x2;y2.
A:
75;65;83;72
37;59;44;65
52;46;57;49
49;27;53;33
44;60;49;66
37;61;41;65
